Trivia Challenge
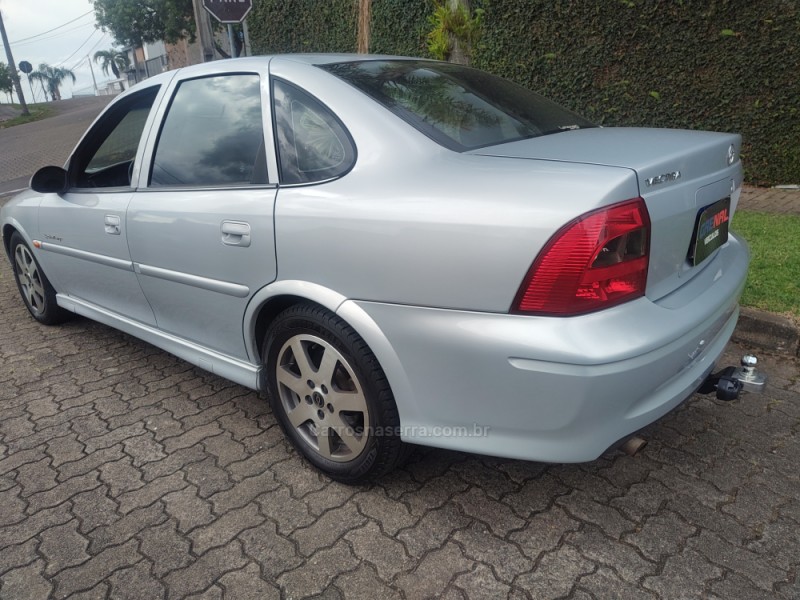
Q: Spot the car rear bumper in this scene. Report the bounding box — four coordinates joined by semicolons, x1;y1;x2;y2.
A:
344;234;749;463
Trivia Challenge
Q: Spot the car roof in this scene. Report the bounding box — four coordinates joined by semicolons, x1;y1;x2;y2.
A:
273;53;417;65
77;52;460;188
121;54;442;103
165;53;431;78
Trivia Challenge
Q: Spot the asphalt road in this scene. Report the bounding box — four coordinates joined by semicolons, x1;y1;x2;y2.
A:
0;96;113;195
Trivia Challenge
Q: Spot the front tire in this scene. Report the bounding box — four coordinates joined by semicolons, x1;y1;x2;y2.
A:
263;303;407;483
9;232;71;325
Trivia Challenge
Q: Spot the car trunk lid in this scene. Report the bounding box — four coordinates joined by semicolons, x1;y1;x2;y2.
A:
470;127;744;301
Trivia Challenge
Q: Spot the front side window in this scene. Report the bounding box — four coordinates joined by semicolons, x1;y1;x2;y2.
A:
151;74;266;187
73;86;158;188
321;60;596;151
272;79;356;185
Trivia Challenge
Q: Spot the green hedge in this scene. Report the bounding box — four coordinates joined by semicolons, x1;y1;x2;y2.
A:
370;0;434;57
248;0;799;185
473;0;799;186
248;1;357;54
247;0;433;56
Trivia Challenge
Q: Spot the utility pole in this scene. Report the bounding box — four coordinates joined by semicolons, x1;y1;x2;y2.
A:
0;8;29;114
86;54;98;95
191;0;214;63
227;24;236;58
242;20;250;56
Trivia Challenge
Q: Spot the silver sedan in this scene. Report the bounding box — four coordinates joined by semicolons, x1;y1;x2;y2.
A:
1;55;748;481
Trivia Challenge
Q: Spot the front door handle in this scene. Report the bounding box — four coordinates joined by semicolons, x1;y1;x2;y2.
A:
104;214;121;235
221;220;251;247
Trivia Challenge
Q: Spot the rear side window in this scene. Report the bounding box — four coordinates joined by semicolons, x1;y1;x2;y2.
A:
151;74;267;187
272;79;356;185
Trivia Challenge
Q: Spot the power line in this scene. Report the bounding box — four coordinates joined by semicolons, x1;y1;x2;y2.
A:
66;33;107;72
78;33;107;69
11;20;95;49
69;55;87;71
55;27;99;68
9;10;93;44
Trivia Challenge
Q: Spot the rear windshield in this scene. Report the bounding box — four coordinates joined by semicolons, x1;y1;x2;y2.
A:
319;60;595;151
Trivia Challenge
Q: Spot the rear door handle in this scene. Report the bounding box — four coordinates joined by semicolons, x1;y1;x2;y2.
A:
221;220;251;247
104;214;121;235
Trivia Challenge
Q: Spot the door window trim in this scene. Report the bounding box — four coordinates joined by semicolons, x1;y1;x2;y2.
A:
146;71;271;190
67;84;165;194
270;77;357;187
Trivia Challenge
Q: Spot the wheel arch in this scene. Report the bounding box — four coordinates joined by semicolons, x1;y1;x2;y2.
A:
2;221;28;259
243;281;415;422
244;280;348;364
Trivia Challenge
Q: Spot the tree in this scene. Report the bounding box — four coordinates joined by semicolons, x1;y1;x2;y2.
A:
94;48;130;92
0;62;14;103
357;0;371;53
92;0;196;47
29;63;76;102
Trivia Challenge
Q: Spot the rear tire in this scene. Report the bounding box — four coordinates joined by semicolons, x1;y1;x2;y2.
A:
9;232;71;325
263;303;408;483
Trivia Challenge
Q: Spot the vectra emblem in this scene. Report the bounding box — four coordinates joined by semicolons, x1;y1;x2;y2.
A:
645;171;681;187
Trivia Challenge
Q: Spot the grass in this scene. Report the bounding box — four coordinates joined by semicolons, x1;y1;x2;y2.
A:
732;210;800;318
0;103;53;129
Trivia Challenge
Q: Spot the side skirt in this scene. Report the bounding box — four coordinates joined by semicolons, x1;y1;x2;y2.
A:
56;294;264;391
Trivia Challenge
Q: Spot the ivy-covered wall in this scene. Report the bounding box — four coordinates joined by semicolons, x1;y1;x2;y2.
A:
248;0;357;54
473;0;799;186
248;0;799;185
370;0;434;57
247;0;433;56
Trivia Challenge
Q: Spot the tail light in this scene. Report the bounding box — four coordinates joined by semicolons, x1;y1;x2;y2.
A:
512;198;651;316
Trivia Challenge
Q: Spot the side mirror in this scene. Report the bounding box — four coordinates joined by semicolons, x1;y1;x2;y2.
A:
30;166;68;194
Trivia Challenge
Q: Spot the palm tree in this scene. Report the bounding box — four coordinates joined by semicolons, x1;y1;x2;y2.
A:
29;63;76;102
0;62;14;103
93;49;130;92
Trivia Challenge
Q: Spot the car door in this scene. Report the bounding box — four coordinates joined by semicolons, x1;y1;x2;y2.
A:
126;67;278;360
37;82;169;326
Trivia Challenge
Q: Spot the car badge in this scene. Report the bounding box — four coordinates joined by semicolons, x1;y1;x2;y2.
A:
645;171;681;187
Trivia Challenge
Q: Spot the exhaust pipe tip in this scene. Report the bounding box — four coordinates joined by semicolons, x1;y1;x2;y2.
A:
620;436;648;457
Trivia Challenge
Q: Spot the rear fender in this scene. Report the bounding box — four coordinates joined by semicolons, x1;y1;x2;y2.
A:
242;281;414;420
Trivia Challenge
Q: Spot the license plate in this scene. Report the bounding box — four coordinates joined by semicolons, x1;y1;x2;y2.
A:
689;197;730;266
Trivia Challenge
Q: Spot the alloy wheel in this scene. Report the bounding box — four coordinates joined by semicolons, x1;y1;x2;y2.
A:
14;244;46;315
275;334;370;462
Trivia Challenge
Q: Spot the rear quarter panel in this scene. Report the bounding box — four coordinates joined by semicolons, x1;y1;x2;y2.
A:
270;59;640;312
275;156;639;312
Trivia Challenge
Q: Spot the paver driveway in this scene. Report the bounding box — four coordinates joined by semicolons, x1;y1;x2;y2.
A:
0;250;798;599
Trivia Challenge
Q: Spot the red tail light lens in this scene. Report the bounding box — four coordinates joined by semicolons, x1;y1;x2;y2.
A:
512;198;651;316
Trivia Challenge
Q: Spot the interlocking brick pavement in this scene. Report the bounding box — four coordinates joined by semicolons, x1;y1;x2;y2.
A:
1;98;799;597
738;186;800;215
0;245;799;598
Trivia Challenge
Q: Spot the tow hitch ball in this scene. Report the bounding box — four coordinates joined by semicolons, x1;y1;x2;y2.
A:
699;355;767;401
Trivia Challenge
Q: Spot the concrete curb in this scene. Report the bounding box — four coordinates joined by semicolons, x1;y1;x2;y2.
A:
733;307;800;358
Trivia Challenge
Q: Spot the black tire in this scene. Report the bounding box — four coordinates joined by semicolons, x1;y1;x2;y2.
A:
9;232;72;326
263;303;408;483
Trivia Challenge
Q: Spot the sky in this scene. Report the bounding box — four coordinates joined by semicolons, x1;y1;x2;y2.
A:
1;0;118;102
